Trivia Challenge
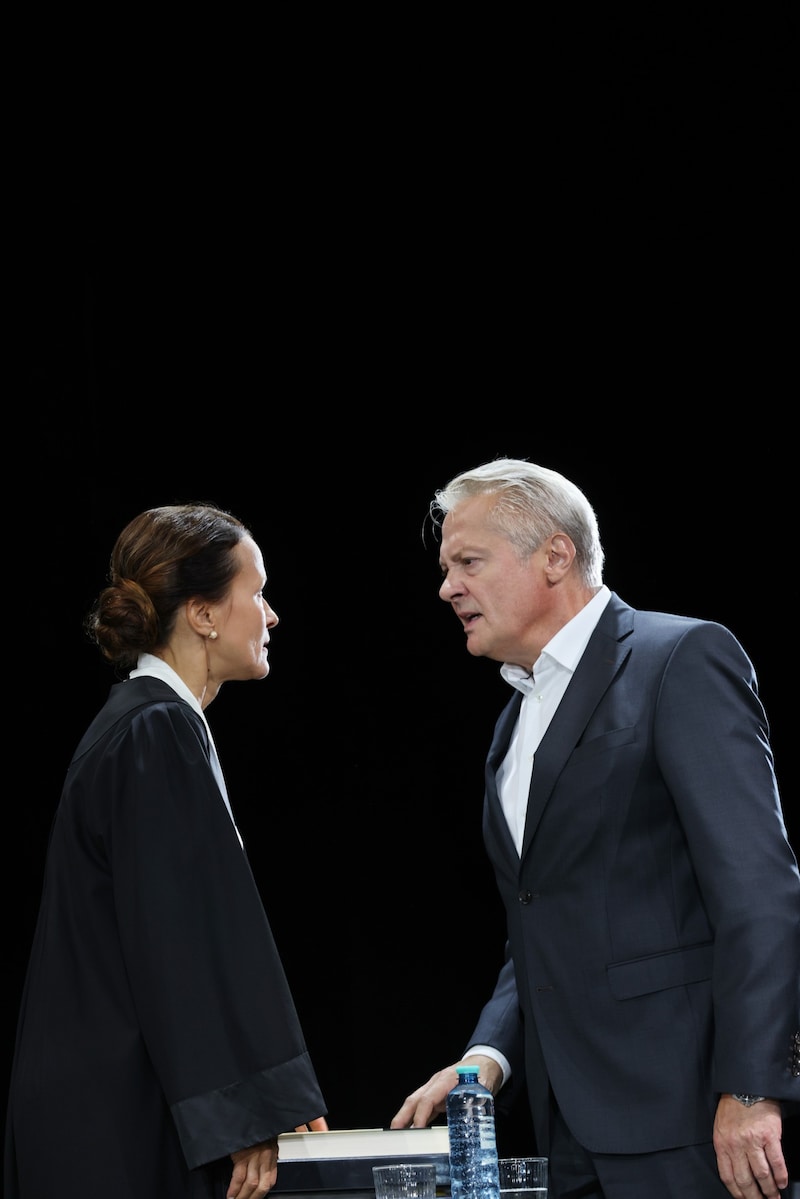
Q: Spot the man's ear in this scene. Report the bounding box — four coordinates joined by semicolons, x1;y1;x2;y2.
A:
544;533;576;578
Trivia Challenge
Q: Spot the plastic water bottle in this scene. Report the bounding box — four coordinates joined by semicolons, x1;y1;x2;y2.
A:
446;1064;501;1199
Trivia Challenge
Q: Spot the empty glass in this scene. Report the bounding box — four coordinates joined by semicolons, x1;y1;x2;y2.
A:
498;1156;548;1198
372;1162;438;1199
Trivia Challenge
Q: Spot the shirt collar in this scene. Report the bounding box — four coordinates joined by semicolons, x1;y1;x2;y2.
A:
129;652;204;720
501;584;612;693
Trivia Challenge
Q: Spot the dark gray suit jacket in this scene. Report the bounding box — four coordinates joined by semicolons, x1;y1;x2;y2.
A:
468;592;800;1155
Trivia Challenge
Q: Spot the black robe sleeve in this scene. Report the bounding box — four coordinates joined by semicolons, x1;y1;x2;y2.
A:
6;677;326;1192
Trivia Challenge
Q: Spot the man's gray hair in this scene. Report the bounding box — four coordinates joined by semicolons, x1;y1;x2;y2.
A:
430;458;605;588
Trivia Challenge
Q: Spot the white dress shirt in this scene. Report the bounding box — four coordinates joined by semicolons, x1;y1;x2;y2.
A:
497;585;612;855
468;585;612;1079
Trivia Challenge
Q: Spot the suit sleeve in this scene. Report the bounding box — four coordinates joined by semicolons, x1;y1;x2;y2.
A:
654;621;800;1102
466;944;526;1107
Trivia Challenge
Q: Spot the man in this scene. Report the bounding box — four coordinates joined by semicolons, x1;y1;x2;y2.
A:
391;460;799;1198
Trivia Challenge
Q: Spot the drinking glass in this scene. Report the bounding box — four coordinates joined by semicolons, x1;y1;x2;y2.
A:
372;1162;437;1199
497;1155;548;1198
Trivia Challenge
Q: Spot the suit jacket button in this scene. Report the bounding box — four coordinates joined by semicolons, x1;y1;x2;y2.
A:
518;890;532;904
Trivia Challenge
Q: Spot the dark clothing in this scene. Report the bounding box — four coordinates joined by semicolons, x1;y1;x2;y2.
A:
548;1102;728;1198
467;594;800;1185
5;677;326;1199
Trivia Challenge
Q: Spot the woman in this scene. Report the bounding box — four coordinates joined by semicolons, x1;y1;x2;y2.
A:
5;503;327;1199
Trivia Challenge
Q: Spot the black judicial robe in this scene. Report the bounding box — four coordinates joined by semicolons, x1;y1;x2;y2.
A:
5;676;326;1199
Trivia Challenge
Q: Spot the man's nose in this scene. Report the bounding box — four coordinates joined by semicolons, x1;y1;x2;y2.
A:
439;575;460;601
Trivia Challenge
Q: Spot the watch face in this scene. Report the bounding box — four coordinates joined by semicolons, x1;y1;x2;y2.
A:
732;1094;765;1107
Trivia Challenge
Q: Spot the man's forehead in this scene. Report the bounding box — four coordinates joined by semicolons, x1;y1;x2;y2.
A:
443;491;495;531
440;498;501;558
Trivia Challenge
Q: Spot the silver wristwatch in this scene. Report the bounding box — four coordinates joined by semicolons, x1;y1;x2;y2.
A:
731;1093;766;1106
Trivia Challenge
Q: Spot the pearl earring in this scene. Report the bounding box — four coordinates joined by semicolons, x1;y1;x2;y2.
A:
208;631;218;640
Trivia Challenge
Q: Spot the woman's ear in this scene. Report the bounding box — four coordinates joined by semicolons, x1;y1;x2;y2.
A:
186;598;216;640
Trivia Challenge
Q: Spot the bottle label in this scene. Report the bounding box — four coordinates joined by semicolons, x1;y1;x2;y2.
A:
478;1123;496;1151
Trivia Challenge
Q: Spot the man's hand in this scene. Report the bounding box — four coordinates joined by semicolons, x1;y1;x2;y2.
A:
713;1094;787;1198
390;1056;504;1130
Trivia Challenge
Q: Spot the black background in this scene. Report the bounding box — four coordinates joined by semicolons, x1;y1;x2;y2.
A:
9;12;798;1169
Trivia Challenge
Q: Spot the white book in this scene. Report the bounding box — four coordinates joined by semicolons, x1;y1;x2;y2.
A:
275;1126;451;1192
277;1125;449;1161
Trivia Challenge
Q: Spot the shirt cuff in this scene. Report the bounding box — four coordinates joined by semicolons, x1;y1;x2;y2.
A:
464;1045;511;1088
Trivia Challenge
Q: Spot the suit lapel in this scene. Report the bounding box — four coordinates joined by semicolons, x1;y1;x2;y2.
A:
519;599;632;859
485;690;523;861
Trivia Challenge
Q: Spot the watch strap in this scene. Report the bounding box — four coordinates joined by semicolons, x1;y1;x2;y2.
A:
731;1093;766;1107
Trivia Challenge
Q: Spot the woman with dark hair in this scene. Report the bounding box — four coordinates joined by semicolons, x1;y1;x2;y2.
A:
5;503;327;1199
